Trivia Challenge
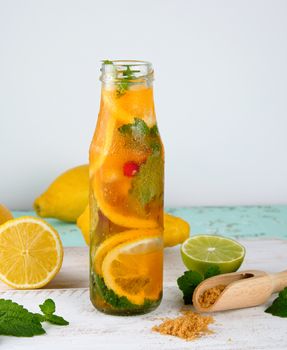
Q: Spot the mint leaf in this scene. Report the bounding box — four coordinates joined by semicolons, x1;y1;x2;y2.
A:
130;154;164;206
39;299;55;315
0;299;45;337
39;298;69;326
279;288;287;299
177;271;203;305
118;118;149;138
94;275;135;309
0;298;69;337
45;314;69;326
204;265;221;279
118;118;161;154
116;65;140;97
150;124;159;136
122;65;140;78
103;59;113;65
265;287;287;318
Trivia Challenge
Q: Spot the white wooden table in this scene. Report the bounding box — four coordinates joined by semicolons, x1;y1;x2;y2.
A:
1;239;287;350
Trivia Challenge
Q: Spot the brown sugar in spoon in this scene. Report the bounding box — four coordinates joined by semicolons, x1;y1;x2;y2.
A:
192;269;287;312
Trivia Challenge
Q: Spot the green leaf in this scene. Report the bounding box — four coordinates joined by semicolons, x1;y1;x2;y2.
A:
130;154;164;207
116;65;140;97
102;60;113;65
0;298;69;337
39;298;69;326
45;314;69;326
39;299;55;315
265;287;287;318
116;81;129;97
122;66;140;78
0;299;45;337
279;287;287;300
204;265;221;279
150;124;159;137
118;118;149;138
177;271;203;305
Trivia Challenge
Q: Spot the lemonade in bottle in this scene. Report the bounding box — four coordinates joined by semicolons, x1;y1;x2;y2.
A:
89;60;164;315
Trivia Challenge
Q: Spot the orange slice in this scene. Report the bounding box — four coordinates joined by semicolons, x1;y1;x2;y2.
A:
102;91;134;124
94;229;160;275
0;216;63;289
102;86;155;126
92;177;158;228
89;109;116;174
101;235;163;305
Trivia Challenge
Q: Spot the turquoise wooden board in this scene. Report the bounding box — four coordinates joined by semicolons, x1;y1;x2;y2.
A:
13;205;287;247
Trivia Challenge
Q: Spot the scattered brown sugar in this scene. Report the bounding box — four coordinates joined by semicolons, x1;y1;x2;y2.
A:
199;284;226;308
152;310;214;341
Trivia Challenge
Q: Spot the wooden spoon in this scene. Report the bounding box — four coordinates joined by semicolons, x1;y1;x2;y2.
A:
193;269;287;312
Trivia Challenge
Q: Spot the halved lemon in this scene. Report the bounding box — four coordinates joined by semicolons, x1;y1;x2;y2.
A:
102;235;163;305
94;229;160;275
0;216;63;289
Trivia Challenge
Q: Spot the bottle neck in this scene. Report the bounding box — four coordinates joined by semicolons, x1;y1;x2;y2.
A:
100;60;154;92
99;61;156;127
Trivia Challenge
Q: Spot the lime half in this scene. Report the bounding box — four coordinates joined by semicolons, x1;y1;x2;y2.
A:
181;235;245;275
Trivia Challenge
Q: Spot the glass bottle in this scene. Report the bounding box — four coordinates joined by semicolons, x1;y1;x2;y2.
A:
89;60;164;315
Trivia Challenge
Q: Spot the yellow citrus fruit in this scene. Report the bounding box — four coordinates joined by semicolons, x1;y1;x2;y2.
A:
0;216;63;289
77;205;190;248
94;229;160;275
101;235;163;305
76;204;90;245
0;204;13;225
163;213;190;247
34;165;89;222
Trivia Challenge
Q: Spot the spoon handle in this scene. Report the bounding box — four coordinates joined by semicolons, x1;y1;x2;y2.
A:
271;270;287;293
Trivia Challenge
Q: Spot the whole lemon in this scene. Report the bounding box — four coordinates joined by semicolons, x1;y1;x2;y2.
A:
34;165;89;222
0;204;13;225
77;205;190;248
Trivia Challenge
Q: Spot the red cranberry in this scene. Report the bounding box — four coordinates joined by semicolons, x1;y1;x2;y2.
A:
123;161;140;177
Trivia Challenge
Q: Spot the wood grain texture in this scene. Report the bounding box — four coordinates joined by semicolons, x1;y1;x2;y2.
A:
0;239;287;349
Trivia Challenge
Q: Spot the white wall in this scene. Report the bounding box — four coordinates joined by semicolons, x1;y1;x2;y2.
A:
1;0;287;210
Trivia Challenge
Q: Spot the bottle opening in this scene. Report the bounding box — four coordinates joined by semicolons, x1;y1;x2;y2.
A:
100;60;154;84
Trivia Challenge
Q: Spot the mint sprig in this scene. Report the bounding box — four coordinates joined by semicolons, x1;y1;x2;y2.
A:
116;66;140;97
0;298;69;337
265;287;287;318
39;299;69;326
102;60;141;97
